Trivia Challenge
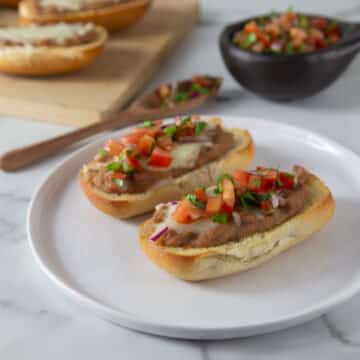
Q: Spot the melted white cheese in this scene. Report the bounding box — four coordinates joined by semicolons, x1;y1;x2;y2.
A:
170;143;202;169
0;23;94;44
152;203;217;237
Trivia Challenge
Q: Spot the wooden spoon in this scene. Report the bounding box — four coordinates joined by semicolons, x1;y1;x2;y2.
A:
0;75;222;172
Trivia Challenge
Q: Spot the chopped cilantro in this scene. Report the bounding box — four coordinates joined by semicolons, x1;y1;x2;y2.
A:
216;173;234;185
299;14;308;29
211;213;228;224
241;33;257;48
164;124;177;137
174;91;189;103
97;148;109;158
282;172;294;178
214;186;223;194
185;193;205;208
195;121;207;135
327;20;338;32
257;193;271;201
286;42;295;55
107;162;122;172
254;177;261;188
112;178;124;188
141;120;154;128
238;191;258;209
191;83;210;95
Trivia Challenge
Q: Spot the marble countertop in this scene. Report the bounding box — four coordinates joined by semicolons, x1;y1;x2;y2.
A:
1;0;360;358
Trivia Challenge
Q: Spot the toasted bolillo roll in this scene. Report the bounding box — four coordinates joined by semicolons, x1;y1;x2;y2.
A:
19;0;152;32
80;117;255;219
140;165;335;281
0;22;107;75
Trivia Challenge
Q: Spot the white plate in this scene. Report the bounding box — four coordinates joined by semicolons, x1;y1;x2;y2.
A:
28;116;360;340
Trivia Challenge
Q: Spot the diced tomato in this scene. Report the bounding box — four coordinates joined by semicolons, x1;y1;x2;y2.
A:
279;172;295;189
222;178;235;209
111;172;126;180
260;200;272;212
148;146;172;167
120;132;145;145
172;200;204;224
126;154;142;170
206;196;223;216
244;20;258;34
192;75;212;88
138;134;155;156
195;188;207;203
131;124;162;138
221;202;233;215
110;172;127;190
233;169;249;187
257;31;271;47
311;18;328;30
157;135;173;151
104;139;124;157
248;174;262;192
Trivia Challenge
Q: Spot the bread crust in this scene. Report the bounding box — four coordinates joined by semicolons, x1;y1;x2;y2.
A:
80;124;255;219
139;173;335;281
19;0;152;32
0;25;107;75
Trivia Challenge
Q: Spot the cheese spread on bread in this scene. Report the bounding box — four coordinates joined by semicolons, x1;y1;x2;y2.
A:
0;23;95;45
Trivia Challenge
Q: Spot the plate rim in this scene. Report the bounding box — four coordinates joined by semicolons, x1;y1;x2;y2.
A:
27;115;360;339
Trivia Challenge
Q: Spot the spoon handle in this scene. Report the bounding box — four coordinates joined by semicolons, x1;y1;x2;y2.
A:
0;109;149;172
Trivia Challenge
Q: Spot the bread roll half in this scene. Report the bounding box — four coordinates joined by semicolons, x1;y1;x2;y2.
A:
139;173;335;281
80;126;254;219
0;24;107;75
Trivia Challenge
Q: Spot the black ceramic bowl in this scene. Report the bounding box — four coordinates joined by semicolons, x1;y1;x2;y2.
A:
219;13;360;101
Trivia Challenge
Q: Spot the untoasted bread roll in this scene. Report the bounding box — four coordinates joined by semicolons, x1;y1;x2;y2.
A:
0;23;107;75
19;0;152;32
139;172;335;281
80;121;254;219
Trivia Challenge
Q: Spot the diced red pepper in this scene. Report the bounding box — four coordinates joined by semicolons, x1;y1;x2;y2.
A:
206;196;223;216
195;188;207;203
148;146;172;167
104;139;124;157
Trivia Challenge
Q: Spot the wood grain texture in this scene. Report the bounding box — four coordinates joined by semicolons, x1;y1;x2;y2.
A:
0;0;199;126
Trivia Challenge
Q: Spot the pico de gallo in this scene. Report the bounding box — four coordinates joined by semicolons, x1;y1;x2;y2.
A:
232;9;341;55
156;75;221;107
146;165;310;248
82;116;235;194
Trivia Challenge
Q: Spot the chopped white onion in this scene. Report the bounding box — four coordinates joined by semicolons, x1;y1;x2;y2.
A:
271;193;279;209
232;212;242;226
206;186;217;197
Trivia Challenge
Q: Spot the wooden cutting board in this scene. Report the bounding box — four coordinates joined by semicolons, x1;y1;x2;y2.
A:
0;0;199;126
